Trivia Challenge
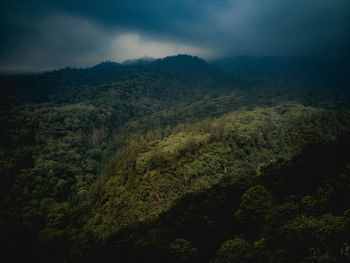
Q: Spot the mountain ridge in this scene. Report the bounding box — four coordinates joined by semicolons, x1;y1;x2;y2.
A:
3;54;349;95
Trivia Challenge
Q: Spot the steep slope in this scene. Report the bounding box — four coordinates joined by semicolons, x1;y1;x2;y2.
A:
83;132;350;263
84;104;350;239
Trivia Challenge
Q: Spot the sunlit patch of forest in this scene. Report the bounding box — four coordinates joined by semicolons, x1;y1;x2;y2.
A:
1;55;350;262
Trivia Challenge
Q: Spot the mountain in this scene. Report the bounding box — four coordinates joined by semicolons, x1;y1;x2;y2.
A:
1;54;350;262
151;54;210;71
122;57;155;66
91;61;122;69
212;56;350;92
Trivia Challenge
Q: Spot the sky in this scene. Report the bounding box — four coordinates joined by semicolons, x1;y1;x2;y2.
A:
0;0;349;72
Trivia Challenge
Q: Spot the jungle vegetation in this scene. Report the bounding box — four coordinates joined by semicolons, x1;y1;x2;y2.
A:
1;55;350;262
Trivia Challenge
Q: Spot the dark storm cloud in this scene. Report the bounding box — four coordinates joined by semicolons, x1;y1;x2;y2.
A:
1;0;349;71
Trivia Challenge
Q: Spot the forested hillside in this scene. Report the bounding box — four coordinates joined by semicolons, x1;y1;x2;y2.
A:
1;55;350;262
87;132;350;263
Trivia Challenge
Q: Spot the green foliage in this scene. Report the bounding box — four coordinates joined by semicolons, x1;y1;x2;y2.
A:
215;237;254;263
83;133;350;263
84;103;350;240
1;57;350;262
235;185;274;224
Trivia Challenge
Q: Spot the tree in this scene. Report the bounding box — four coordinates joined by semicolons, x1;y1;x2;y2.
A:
215;237;254;263
166;238;199;263
235;185;274;225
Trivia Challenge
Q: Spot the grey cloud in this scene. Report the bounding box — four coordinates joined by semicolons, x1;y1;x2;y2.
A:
1;13;113;71
0;0;349;71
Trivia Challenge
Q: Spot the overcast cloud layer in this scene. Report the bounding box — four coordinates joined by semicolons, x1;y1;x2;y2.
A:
1;0;349;72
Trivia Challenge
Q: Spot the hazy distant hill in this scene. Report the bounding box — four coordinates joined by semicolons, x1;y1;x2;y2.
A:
212;56;350;92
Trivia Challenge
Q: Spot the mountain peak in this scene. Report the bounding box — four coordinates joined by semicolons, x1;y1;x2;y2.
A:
153;54;207;65
91;61;121;70
149;54;219;75
122;56;155;66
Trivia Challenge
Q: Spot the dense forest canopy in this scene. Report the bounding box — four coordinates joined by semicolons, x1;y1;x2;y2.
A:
1;55;350;262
